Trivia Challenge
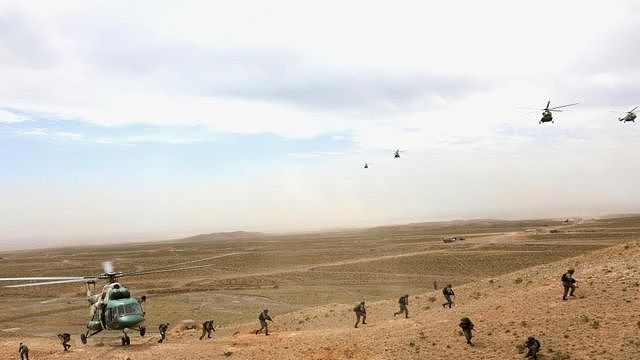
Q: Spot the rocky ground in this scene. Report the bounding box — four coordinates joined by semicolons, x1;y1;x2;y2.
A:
2;240;639;359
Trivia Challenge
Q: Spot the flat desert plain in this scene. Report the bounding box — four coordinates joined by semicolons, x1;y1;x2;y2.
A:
1;216;640;359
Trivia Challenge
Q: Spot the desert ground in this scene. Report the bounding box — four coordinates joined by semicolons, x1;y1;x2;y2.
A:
1;216;640;359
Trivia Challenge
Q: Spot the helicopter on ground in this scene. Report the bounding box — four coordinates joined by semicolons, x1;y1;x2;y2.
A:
537;100;578;124
615;105;637;123
0;260;208;346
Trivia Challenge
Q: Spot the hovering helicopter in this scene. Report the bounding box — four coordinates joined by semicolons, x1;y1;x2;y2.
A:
0;260;207;346
537;100;578;124
615;105;637;123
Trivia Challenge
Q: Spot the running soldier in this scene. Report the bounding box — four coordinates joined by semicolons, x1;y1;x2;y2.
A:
353;301;367;328
394;294;409;318
200;320;215;340
57;333;71;351
459;317;474;345
19;343;29;360
158;322;169;343
561;269;577;300
524;336;541;359
255;309;273;335
442;284;455;308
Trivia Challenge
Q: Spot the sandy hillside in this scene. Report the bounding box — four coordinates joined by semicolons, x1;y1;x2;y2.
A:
2;241;639;359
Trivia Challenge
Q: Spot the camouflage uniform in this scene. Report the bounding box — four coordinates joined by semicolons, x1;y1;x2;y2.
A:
459;317;474;345
256;310;273;335
19;343;29;360
57;333;71;351
158;323;169;343
561;269;576;300
394;295;409;318
200;320;215;340
524;336;541;359
442;285;455;308
354;302;367;328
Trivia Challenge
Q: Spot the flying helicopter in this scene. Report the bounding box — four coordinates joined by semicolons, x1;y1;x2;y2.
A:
394;149;403;158
0;260;212;346
614;105;637;123
537;100;578;124
364;162;369;169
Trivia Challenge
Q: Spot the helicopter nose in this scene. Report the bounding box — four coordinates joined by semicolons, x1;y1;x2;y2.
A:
118;315;144;329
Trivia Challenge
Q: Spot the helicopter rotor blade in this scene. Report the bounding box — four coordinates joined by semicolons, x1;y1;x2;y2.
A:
550;103;578;110
545;100;550;110
630;105;639;113
119;252;244;277
0;276;86;281
122;264;222;277
4;278;97;288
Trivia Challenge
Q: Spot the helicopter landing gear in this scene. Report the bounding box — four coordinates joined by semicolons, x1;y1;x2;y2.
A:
121;328;131;346
81;329;102;345
139;326;146;337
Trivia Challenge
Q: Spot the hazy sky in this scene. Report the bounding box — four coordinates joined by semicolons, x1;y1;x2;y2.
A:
1;0;640;248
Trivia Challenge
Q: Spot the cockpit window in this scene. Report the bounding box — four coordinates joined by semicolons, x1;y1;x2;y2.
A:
125;303;142;315
109;303;142;319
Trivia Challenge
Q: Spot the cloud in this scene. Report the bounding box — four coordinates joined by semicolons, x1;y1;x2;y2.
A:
288;151;346;158
0;109;24;123
0;0;489;142
0;6;60;70
54;131;84;141
14;127;84;141
96;133;202;145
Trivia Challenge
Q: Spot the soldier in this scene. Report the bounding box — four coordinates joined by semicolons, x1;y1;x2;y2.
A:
561;269;577;300
458;317;474;345
57;333;71;351
158;322;169;343
255;309;273;335
353;301;367;328
524;336;541;359
199;320;215;340
394;294;409;318
18;342;29;360
138;295;147;315
442;284;455;308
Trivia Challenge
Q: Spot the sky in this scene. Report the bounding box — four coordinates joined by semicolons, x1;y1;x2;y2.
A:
1;0;640;248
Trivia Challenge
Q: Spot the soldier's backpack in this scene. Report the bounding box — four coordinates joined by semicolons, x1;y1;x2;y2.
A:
460;317;473;329
353;305;360;312
561;273;574;283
